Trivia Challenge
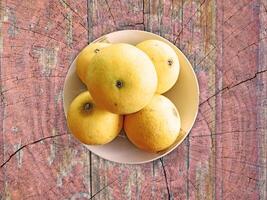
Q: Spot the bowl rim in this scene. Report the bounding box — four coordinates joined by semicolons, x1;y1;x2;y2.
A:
63;29;200;164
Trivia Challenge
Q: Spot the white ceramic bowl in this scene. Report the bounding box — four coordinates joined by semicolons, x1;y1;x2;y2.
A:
63;30;199;164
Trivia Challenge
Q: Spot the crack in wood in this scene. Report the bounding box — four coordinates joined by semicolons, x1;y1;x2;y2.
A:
215;166;260;182
60;0;86;23
191;129;257;138
89;151;93;198
120;22;145;29
142;0;145;30
160;158;171;200
263;3;267;13
223;0;255;24
104;0;117;28
199;69;267;106
224;19;258;41
196;23;266;68
199;111;213;135
0;133;68;168
86;1;93;198
174;0;207;44
60;11;88;32
196;12;267;69
225;36;267;61
196;46;216;66
89;178;119;199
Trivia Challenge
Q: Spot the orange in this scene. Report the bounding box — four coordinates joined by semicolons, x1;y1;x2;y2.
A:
67;91;123;145
124;95;181;152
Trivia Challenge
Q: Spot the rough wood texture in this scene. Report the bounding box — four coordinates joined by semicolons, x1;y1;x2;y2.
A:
0;0;266;199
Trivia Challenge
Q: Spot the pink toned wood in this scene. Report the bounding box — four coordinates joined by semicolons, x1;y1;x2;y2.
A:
0;0;92;199
258;2;267;200
0;0;266;199
214;0;266;199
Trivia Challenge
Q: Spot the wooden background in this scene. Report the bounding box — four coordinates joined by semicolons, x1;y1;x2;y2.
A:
0;0;266;199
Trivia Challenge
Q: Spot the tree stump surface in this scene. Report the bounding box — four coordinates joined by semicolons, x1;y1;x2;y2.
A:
0;0;266;199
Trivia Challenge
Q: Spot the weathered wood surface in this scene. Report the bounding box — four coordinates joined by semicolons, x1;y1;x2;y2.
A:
0;0;266;199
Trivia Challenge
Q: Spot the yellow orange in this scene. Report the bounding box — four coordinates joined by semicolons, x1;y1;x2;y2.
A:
124;95;181;152
67;91;123;145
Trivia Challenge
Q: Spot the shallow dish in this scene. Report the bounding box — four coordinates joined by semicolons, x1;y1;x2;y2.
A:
63;30;199;164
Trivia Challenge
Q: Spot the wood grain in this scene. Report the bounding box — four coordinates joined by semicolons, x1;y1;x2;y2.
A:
0;0;266;199
0;0;91;199
215;0;265;199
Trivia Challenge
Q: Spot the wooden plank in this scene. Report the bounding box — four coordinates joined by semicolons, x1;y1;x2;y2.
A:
214;0;265;199
184;0;217;199
88;0;217;199
258;2;267;200
144;0;188;199
142;1;218;199
0;0;92;199
0;0;5;195
147;0;189;199
87;1;161;200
